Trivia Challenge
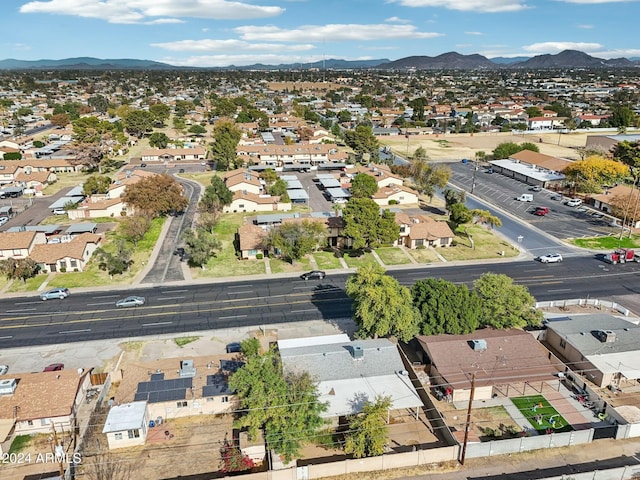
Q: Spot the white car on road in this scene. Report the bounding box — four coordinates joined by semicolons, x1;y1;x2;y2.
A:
565;198;583;207
537;253;564;263
115;296;146;308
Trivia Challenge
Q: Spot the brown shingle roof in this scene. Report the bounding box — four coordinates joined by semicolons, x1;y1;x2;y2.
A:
238;224;266;251
417;329;557;390
30;233;101;264
0;370;89;421
510;150;572;173
0;231;39;250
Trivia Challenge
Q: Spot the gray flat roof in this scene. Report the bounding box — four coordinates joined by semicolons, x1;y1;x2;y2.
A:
67;185;85;197
7;225;61;234
319;178;342;188
287;189;309;200
49;197;80;209
489;159;566;182
326;187;351;198
280;175;299;181
285;179;304;190
102;401;147;433
65;222;97;234
254;213;299;224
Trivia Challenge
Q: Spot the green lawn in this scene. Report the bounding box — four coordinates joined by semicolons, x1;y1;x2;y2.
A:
572;235;639;250
406;247;441;264
313;251;344;270
375;247;411;265
343;251;380;269
6;275;47;293
439;225;519;261
269;257;312;274
511;395;572;433
48;217;166;289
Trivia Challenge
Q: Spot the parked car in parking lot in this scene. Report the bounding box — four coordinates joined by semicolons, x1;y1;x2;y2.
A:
536;253;563;263
565;198;583;207
40;288;70;300
115;296;146;308
534;206;549;216
0;364;8;375
226;342;242;353
300;270;326;280
530;185;542;192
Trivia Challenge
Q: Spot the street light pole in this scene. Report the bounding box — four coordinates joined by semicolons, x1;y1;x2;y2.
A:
470;159;478;194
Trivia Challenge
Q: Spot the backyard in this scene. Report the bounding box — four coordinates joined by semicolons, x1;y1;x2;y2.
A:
511;395;572;433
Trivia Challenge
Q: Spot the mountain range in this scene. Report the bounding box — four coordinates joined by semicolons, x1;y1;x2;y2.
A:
0;50;638;71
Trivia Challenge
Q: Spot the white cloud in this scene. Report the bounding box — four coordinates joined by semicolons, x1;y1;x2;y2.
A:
19;0;284;24
522;41;603;54
558;0;633;3
385;16;411;23
160;53;335;67
235;24;442;42
146;18;185;24
577;24;594;29
389;0;530;12
151;39;315;52
465;31;483;36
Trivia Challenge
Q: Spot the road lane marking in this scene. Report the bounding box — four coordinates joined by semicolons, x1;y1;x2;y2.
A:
547;288;572;292
291;309;316;313
0;335;13;339
14;301;41;305
156;296;186;301
219;315;248;320
87;302;116;306
228;285;252;289
94;295;121;299
227;291;252;295
59;329;91;334
161;290;188;294
143;322;173;327
6;309;36;313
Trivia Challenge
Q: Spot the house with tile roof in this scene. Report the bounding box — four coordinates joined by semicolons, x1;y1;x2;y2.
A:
278;335;423;423
15;169;57;192
395;213;455;249
237;224;267;259
372;184;419;206
591;184;640;227
223;168;264;195
416;329;559;403
0;161;23;185
0;369;91;439
67;197;130;219
139;147;206;163
355;163;404;188
30;233;101;273
0;230;46;259
223;191;291;214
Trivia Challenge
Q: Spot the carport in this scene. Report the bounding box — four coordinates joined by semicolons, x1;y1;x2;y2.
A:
326;187;351;201
287;189;309;204
317;162;347;171
318;178;342;190
489;159;565;187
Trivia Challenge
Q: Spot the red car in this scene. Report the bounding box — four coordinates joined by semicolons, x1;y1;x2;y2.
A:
534;206;549;216
43;363;64;372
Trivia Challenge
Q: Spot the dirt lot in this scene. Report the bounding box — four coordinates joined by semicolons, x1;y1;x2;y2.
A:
380;131;589;162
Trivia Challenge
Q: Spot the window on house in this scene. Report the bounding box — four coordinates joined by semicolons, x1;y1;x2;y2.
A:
559;339;566;349
60;261;67;269
128;429;140;439
239;204;245;208
177;401;187;408
415;239;424;247
70;260;77;268
13;249;21;255
27;420;33;426
40;418;50;426
114;433;123;440
221;396;229;403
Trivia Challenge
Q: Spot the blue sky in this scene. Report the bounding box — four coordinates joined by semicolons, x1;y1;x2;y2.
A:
2;0;639;67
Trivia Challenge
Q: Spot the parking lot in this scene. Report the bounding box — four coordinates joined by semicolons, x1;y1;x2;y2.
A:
448;161;619;240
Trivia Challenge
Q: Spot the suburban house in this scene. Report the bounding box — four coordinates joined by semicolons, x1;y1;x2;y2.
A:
527;116;567;130
223;168;264;195
591;185;640;227
67;197;130;219
20;158;85;173
102;401;149;450
372;184;419;205
139;147;206;163
107;169;158;198
236;143;348;168
0;369;91;444
278;335;423;424
543;314;640;389
355;163;404;188
113;356;241;422
416;329;559;403
395;213;455;248
0;231;46;260
15;169;57;191
29;233;102;273
224;190;291;214
237;223;267;259
0;162;22;185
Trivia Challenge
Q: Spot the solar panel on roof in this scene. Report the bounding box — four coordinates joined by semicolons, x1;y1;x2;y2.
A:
150;373;164;381
202;385;221;397
134;392;149;402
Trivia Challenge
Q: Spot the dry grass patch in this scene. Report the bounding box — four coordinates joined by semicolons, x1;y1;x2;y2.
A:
406;248;442;264
440;225;519;261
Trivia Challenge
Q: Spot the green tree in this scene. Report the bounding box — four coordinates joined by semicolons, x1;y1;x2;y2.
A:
609;105;636;128
188;124;207;136
95;239;133;275
229;349;327;462
345;264;419;341
412;278;481;335
149;103;171;124
265;220;326;262
50;113;70;128
473;273;543;329
343;198;399;250
259;169;278;185
120;215;151;246
88;95;109;113
181;227;222;267
122;174;188;217
449;203;472;228
72;116;115;144
350;173;378;198
212;120;242;171
525;107;542;118
344;125;379;160
3;152;21;160
470;209;502;229
267;178;288;197
344;396;392;458
410;159;451;198
82;175;111;196
612;141;640;169
492;142;538;160
124;110;154;138
149;132;170;149
0;258;39;282
201;176;234;211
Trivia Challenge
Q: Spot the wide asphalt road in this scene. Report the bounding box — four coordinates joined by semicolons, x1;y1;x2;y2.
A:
0;254;638;348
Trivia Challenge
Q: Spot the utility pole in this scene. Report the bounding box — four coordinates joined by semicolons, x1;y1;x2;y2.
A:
460;373;476;466
471;158;478;194
51;422;65;477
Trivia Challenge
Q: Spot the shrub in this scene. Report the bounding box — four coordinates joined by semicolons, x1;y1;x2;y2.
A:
389;199;398;205
256;253;263;259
